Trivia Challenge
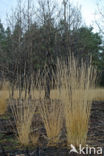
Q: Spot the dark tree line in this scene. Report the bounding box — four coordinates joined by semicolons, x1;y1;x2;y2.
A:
0;0;104;97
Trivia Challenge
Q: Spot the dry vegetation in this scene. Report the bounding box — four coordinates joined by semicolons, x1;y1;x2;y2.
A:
0;83;9;114
0;88;104;115
9;98;38;146
90;88;104;101
0;98;7;115
57;56;97;147
39;99;63;146
0;56;104;147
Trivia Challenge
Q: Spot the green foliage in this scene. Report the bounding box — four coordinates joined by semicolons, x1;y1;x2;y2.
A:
0;19;104;86
71;27;102;64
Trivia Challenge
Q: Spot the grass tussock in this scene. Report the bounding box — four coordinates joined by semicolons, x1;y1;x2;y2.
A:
57;56;97;147
39;98;63;146
10;98;37;146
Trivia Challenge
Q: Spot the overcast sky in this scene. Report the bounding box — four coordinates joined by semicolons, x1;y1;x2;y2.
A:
0;0;99;31
72;0;99;29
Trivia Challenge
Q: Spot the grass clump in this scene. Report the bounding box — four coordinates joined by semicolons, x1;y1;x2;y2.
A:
10;98;37;146
57;55;97;147
39;98;63;146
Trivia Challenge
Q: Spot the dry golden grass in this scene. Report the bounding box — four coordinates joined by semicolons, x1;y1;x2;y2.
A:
39;98;63;146
1;88;104;100
89;88;104;101
10;89;45;99
0;57;103;149
10;98;37;146
57;56;97;147
0;88;44;115
0;87;104;116
0;98;7;115
30;133;39;145
0;87;104;115
61;89;91;146
0;89;9;114
51;88;104;101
